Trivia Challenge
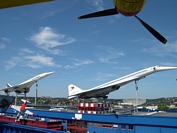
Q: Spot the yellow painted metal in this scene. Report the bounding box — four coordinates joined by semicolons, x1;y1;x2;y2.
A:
113;0;146;14
0;0;53;9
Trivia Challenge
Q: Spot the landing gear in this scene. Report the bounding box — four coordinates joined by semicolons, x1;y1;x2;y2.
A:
134;80;139;113
70;97;79;107
35;82;38;105
4;90;10;96
14;89;28;105
14;91;20;106
103;96;108;104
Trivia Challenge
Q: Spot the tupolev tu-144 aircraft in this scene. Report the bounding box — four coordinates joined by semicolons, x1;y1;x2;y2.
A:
68;66;176;100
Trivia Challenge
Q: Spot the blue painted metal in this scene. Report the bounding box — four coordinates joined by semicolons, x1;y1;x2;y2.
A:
0;122;65;133
4;108;177;133
20;109;177;127
136;126;160;133
161;127;177;133
88;126;118;133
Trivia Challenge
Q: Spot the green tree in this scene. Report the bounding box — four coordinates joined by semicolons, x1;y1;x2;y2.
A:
158;104;169;111
141;107;147;110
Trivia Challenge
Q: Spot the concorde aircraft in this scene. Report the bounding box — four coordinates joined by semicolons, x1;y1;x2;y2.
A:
1;72;54;105
1;72;54;95
0;0;53;9
68;66;176;100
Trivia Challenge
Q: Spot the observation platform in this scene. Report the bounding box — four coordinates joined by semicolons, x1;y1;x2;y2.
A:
1;108;177;133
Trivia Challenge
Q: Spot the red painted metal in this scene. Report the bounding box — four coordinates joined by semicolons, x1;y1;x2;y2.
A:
0;116;62;130
67;120;87;133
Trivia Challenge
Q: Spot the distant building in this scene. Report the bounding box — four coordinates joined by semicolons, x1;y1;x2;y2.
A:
146;106;158;110
41;96;51;99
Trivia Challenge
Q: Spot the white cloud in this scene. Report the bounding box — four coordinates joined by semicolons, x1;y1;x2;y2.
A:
64;59;94;69
96;45;124;63
41;10;64;19
141;41;177;57
73;59;94;66
20;48;34;54
64;65;75;69
30;27;76;55
130;38;146;43
0;43;5;49
166;41;177;52
159;62;177;66
94;72;117;81
1;37;10;42
4;54;61;70
86;0;104;11
24;54;61;68
39;0;79;18
4;57;22;70
112;66;131;70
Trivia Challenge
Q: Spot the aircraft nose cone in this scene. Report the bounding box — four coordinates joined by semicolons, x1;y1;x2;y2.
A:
47;72;54;75
163;66;177;70
156;66;177;71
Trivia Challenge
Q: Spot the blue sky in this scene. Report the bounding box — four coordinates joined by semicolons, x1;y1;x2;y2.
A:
0;0;177;99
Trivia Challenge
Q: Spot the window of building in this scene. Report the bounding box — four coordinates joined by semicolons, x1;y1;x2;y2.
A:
121;125;126;130
129;125;134;130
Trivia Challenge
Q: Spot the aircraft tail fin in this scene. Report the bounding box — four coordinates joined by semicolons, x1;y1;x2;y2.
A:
6;83;12;88
68;84;83;98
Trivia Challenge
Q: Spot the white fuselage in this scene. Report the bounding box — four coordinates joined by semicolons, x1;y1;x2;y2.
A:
68;66;177;99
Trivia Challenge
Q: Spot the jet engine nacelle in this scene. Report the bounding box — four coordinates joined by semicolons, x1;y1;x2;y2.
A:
112;86;120;90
